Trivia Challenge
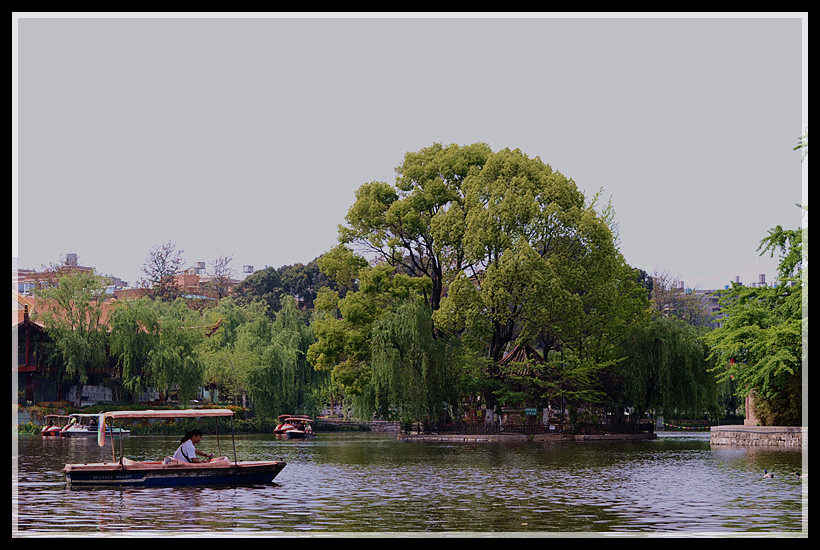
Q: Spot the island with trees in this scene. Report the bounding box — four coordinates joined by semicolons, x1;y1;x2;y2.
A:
15;141;805;445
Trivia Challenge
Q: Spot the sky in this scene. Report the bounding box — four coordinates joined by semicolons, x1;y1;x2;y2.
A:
13;13;807;291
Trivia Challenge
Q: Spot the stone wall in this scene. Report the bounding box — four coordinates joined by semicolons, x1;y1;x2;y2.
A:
368;421;400;433
710;425;806;448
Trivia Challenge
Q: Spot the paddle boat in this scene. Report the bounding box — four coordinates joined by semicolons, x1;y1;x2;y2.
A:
273;415;297;436
60;413;131;438
286;417;315;439
274;415;313;438
63;409;286;488
41;415;70;437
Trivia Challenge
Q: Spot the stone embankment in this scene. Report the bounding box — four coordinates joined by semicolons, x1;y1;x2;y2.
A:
318;420;401;433
397;433;657;442
710;425;806;448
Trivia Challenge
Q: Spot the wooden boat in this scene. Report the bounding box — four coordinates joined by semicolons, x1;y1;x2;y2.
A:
60;413;131;438
63;409;286;488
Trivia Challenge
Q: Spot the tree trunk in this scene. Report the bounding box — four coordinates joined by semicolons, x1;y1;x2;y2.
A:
73;383;84;408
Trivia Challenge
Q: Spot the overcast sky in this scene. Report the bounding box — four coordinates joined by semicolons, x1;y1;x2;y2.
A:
13;13;807;291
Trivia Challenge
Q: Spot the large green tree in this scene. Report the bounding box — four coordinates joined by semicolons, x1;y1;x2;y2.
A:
706;221;804;425
434;147;647;412
232;258;339;315
328;143;651;421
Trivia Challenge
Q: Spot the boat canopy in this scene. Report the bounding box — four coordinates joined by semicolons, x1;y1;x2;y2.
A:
100;409;235;421
95;409;236;448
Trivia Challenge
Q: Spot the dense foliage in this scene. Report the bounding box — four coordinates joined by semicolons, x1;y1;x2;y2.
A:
29;142;802;428
705;222;805;425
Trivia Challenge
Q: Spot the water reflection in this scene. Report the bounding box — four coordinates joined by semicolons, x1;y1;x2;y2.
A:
14;431;806;535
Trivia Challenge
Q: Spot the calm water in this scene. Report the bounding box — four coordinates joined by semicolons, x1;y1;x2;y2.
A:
13;431;807;536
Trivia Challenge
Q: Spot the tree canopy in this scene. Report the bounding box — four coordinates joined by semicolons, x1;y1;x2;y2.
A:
326;143;653;420
705;219;804;425
33;142;765;428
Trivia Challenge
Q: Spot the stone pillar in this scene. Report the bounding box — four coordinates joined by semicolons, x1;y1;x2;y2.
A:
744;391;760;426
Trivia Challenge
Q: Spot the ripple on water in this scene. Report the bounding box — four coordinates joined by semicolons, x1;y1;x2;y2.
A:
14;433;806;534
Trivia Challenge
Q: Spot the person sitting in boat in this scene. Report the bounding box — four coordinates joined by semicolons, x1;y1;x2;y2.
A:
173;429;214;463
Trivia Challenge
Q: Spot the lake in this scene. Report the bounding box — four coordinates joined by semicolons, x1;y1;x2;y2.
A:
13;431;807;536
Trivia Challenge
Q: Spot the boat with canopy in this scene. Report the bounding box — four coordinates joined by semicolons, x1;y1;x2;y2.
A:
273;414;313;438
60;413;131;438
63;408;286;488
285;417;315;439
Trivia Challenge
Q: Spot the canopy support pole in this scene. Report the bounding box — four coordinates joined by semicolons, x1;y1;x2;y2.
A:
215;416;222;458
231;416;238;465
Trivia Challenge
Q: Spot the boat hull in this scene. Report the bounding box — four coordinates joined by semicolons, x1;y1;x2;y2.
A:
64;460;286;488
286;431;315;439
62;428;130;438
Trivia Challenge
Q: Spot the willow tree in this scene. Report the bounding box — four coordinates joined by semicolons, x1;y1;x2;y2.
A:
233;300;302;419
620;316;719;423
198;296;323;417
308;256;433;420
146;298;206;405
33;270;110;407
198;297;270;405
271;295;325;415
371;298;459;425
108;297;161;401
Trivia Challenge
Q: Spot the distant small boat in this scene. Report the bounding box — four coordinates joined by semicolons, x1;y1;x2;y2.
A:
60;413;130;438
273;415;299;435
41;415;69;437
63;409;286;489
286;417;315;439
274;415;315;439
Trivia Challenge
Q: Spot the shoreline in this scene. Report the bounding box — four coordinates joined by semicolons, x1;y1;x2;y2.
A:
397;432;658;443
